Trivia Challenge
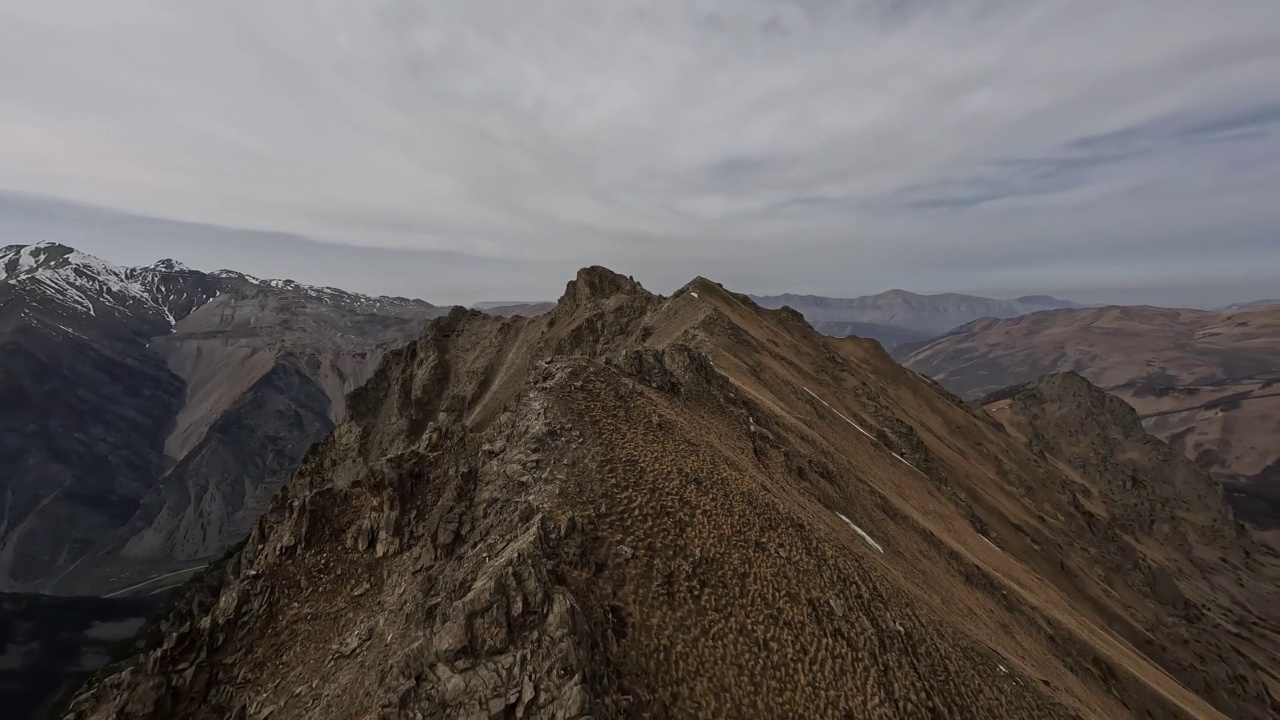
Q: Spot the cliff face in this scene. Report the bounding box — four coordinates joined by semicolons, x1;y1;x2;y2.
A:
62;270;1280;719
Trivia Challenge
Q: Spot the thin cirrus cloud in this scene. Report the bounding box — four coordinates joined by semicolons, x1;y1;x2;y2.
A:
0;0;1277;305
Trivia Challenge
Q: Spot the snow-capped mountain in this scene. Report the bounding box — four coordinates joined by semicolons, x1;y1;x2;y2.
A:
1;242;447;596
0;242;434;334
1;242;206;334
210;268;435;316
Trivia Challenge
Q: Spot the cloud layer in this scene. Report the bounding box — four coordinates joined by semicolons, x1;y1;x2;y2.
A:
1;0;1278;303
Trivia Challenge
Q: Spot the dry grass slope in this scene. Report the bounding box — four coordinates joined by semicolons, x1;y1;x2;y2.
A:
898;305;1280;527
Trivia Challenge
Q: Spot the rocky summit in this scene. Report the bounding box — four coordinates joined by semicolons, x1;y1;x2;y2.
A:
60;268;1279;719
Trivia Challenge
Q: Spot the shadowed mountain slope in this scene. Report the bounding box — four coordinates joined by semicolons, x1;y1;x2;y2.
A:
473;301;556;318
61;269;1278;719
1;592;160;720
0;243;445;595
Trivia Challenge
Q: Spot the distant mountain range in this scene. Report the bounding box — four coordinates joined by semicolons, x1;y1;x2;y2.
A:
749;290;1082;347
1223;299;1280;311
7;241;1273;599
0;242;446;595
472;300;557;317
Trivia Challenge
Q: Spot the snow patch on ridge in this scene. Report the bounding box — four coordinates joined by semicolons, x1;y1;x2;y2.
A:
836;512;885;553
803;386;874;439
802;386;923;474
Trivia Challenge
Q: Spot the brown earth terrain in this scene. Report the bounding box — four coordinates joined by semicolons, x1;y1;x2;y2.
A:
897;305;1280;528
60;269;1279;719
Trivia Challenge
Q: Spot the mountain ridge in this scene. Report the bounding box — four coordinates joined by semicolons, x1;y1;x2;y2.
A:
749;288;1081;346
59;267;1280;719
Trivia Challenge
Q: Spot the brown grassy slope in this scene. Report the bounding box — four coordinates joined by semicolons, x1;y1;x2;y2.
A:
897;305;1280;525
983;373;1280;711
819;338;1280;719
62;270;1278;719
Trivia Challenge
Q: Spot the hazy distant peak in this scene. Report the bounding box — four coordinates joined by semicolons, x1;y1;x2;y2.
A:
749;289;1081;337
1222;299;1280;311
471;300;546;310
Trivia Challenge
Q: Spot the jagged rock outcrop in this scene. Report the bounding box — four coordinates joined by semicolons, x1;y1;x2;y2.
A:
60;270;1280;719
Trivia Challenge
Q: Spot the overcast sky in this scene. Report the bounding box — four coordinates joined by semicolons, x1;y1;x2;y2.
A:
1;1;1278;306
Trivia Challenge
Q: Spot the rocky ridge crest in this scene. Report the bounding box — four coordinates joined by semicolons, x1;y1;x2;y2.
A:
61;269;1280;719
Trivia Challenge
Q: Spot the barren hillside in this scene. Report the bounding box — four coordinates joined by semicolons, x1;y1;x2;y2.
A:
898;305;1280;527
61;269;1279;719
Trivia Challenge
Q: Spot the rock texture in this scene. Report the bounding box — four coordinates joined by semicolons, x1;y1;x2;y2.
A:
897;305;1280;528
60;269;1279;719
0;243;446;595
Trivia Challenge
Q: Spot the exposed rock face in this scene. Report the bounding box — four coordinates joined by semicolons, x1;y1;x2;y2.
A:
897;305;1280;528
0;243;446;595
61;270;1279;719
